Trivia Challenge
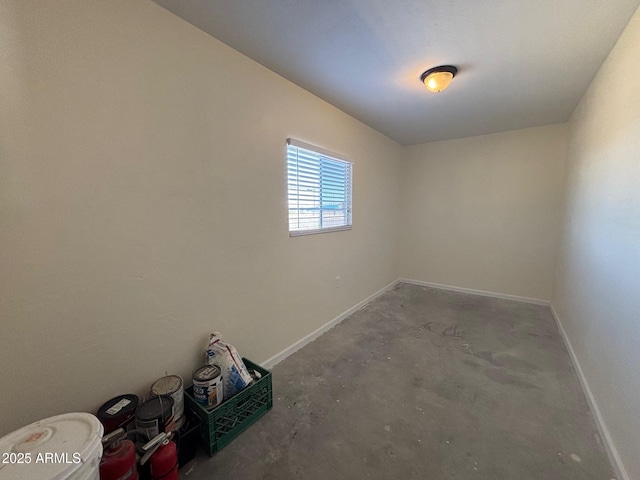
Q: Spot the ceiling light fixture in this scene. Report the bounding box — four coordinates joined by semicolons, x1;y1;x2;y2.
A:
420;65;458;93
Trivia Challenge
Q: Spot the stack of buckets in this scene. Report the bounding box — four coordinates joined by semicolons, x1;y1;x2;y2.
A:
0;413;104;480
146;375;185;434
0;376;186;480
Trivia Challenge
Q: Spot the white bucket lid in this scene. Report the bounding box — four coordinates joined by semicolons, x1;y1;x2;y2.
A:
0;413;103;480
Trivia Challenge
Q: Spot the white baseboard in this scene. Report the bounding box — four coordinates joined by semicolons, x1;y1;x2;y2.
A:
262;278;547;369
261;279;399;369
549;304;628;480
398;278;550;306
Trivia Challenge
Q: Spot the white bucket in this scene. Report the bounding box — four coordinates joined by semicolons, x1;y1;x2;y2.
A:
0;412;103;480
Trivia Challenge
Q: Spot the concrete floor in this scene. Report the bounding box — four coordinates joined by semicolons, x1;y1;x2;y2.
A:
183;283;616;480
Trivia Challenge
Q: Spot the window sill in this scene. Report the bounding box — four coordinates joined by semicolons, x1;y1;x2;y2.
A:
289;225;352;237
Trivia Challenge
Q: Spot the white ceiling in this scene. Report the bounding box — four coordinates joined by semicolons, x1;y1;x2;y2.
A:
153;0;640;145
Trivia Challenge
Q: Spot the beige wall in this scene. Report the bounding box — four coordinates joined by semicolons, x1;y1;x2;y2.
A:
0;0;402;435
552;6;640;479
398;125;567;301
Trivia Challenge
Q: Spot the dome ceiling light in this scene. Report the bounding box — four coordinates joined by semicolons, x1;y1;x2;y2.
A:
420;65;458;93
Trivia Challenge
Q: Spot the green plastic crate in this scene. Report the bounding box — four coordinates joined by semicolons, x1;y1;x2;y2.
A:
184;358;273;456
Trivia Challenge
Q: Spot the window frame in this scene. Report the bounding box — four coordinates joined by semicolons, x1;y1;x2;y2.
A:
286;138;353;237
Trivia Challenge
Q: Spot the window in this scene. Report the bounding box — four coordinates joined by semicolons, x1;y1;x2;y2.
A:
286;138;353;236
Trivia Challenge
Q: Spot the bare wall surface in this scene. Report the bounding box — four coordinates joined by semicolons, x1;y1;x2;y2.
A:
0;0;401;435
552;6;640;479
399;125;567;301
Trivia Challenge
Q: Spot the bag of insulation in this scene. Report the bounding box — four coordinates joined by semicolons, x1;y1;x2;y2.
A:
205;333;253;400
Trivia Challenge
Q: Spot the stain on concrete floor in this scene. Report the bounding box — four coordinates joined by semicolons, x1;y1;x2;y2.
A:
184;283;616;480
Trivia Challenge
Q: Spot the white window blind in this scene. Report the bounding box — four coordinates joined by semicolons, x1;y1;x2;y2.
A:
287;139;353;236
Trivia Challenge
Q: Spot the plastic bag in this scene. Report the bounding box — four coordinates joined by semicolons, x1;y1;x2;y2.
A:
205;333;253;400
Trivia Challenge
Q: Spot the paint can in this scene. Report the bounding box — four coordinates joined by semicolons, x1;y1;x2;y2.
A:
135;395;174;442
96;394;139;434
150;375;184;426
192;365;223;409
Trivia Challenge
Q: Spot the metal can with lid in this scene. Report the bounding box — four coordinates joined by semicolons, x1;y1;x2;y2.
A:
150;375;184;426
135;395;174;441
96;394;139;434
192;365;223;409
